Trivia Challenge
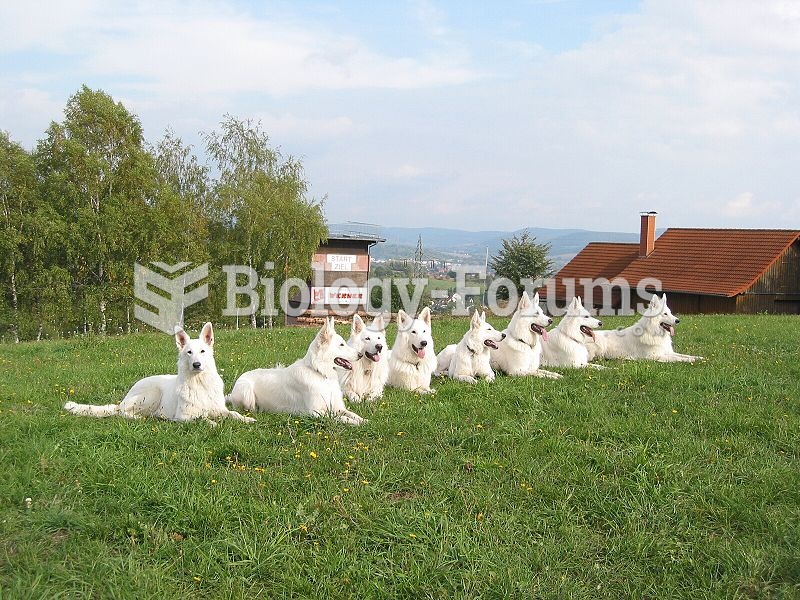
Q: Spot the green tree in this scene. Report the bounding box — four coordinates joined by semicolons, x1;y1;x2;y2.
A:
150;130;213;329
0;132;37;342
36;86;159;334
204;115;326;327
489;231;553;300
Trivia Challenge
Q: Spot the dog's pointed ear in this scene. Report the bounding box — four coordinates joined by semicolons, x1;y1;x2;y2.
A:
661;293;668;306
470;309;481;328
352;314;365;335
519;291;531;311
532;291;540;306
419;306;431;326
317;319;333;345
397;309;408;328
372;314;385;330
569;297;578;310
174;326;190;350
200;322;214;346
576;296;583;307
480;311;487;322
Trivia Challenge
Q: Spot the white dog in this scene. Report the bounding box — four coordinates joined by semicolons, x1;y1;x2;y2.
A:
64;323;255;426
435;311;505;383
541;297;605;369
226;318;364;425
491;291;561;379
339;314;389;402
587;293;704;363
387;307;437;394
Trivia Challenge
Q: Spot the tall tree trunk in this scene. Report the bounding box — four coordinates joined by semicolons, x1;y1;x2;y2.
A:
9;268;19;343
98;261;107;334
249;254;257;329
99;298;107;333
126;305;131;334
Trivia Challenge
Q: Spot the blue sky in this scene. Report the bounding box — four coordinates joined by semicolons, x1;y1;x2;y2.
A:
2;0;799;232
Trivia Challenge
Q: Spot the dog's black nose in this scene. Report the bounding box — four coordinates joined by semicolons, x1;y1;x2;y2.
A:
501;333;506;339
419;340;427;347
597;321;603;327
674;317;680;324
547;318;553;325
375;344;383;352
192;361;201;369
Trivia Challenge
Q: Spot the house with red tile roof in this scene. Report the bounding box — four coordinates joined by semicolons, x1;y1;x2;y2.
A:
541;213;800;314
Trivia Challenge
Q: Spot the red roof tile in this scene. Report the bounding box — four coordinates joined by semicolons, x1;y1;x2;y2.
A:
543;229;800;300
541;242;639;300
617;229;800;296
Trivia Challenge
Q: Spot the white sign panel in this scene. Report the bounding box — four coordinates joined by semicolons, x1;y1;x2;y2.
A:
327;254;357;271
311;286;368;305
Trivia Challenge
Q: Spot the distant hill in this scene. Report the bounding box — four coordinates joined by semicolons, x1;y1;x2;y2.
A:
339;225;648;269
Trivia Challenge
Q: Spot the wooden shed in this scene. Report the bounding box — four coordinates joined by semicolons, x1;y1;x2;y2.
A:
290;223;385;323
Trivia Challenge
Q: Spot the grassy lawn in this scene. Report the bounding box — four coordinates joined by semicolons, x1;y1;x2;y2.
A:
0;315;798;598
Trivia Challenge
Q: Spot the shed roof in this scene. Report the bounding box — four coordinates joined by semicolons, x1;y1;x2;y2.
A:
617;229;800;296
544;229;800;299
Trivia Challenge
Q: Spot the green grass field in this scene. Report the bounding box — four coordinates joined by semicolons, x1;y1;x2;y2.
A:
1;315;799;598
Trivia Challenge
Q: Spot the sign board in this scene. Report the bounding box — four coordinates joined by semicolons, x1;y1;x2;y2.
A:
327;254;357;271
311;286;368;305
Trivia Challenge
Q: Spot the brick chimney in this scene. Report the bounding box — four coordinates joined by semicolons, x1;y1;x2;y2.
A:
639;211;657;257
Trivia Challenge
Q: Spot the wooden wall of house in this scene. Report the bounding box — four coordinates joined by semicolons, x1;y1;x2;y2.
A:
736;294;800;314
735;241;800;313
628;291;736;314
659;292;736;314
746;242;800;294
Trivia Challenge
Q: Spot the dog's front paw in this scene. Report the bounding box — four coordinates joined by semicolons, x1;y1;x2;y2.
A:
243;416;257;424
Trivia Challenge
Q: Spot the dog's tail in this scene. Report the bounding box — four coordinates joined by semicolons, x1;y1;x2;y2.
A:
63;401;119;418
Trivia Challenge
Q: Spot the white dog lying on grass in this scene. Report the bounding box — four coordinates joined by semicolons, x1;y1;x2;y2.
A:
387;307;438;394
491;291;561;378
435;310;505;383
587;293;704;363
339;314;389;402
541;297;605;369
64;323;255;426
226;317;365;425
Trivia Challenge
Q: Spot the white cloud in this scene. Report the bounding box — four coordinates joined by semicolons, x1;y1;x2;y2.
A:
3;1;800;231
721;192;779;218
0;86;64;148
392;164;426;178
414;0;449;38
0;2;477;99
253;114;354;141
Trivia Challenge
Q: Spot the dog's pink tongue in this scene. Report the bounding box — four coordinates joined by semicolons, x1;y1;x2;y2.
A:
668;325;675;337
416;348;426;359
542;329;549;342
371;352;381;362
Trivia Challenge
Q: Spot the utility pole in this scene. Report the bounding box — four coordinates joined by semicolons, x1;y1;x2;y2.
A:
414;235;424;278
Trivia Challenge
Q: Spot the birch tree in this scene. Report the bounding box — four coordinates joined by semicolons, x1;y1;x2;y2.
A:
0;132;36;342
36;86;157;334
